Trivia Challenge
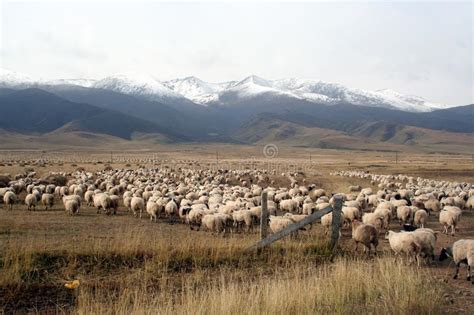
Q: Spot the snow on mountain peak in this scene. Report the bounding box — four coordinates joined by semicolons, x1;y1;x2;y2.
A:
0;68;448;112
94;73;183;101
0;68;38;87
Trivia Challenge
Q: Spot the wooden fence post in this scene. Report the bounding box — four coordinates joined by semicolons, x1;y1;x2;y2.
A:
330;195;343;250
260;191;268;240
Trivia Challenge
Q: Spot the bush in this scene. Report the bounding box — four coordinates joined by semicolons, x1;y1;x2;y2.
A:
0;175;11;187
103;165;113;171
44;174;68;186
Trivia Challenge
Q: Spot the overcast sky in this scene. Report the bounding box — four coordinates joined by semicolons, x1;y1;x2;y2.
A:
1;0;472;105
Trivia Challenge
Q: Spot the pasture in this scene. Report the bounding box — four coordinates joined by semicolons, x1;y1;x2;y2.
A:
0;146;473;314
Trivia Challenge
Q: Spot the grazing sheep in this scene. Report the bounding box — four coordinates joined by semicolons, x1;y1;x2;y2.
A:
232;210;253;232
84;190;95;207
279;199;298;213
3;191;16;210
284;213;307;223
109;195;120;214
302;202;315;215
439;206;462;236
424;199;441;213
131;196;145;218
351;220;378;256
269;215;294;235
411;229;437;262
62;195;82;207
321;212;343;235
349;185;361;192
64;199;79;215
465;196;474;210
413;209;428;228
396;206;413;225
373;206;391;229
41;193;54;210
165;199;178;219
362;212;383;229
201;213;232;234
123;196;132;212
342;206;360;225
25;193;37;211
385;230;421;265
439;239;474;284
146;200;161;222
93;193;113;215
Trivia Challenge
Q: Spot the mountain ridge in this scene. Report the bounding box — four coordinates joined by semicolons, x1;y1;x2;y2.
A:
0;68;453;113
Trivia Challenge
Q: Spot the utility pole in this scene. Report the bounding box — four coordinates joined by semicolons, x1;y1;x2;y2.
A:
216;150;219;164
395;152;398;165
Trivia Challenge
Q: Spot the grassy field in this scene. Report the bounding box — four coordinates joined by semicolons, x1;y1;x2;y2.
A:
0;146;473;314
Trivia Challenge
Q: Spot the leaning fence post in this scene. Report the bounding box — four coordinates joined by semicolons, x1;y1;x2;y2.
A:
260;191;269;240
330;195;343;250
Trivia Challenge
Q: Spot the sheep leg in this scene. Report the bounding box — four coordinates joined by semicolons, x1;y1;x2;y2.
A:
453;263;460;279
451;225;455;236
466;265;471;281
354;242;359;254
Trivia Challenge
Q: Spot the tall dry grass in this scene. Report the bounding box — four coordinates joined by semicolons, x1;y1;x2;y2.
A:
76;257;442;315
1;218;443;314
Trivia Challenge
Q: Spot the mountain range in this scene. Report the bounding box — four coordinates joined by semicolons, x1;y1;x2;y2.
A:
0;68;472;153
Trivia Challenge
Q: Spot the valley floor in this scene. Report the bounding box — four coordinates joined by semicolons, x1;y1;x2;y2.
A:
0;148;473;313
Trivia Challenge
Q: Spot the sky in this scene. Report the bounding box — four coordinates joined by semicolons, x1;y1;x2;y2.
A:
0;0;472;105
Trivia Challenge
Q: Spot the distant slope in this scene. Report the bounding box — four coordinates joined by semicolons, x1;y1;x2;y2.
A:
234;115;474;154
0;88;184;141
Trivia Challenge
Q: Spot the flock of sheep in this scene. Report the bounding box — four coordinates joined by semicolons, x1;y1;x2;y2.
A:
0;166;473;284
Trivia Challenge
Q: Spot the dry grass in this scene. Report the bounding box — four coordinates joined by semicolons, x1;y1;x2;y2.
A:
76;257;441;315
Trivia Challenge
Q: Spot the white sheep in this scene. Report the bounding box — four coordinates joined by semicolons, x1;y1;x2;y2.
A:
362;212;383;229
439;206;462;236
269;215;294;235
342;206;360;225
131;196;145;218
64;199;79;215
41;193;54;210
232;210;253;232
25;193;37;211
146;200;161;222
320;212;343;235
396;206;413;225
93;193;113;214
279;199;298;213
201;213;232;234
385;230;422;265
84;190;95;207
3;191;16;210
165;199;178;218
439;239;474;284
413;209;428;228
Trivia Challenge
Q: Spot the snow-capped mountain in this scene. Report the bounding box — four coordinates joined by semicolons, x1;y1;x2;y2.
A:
0;68;96;88
0;68;447;112
93;73;185;103
166;75;444;112
47;78;97;88
163;76;233;104
0;68;38;88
